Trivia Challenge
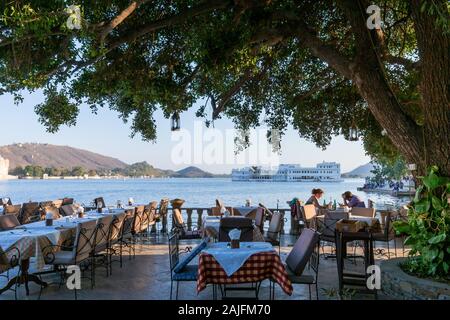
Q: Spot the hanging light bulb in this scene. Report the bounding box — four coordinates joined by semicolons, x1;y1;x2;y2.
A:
171;112;180;131
348;121;359;141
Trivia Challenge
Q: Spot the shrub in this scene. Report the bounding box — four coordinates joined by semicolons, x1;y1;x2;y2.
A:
393;166;450;280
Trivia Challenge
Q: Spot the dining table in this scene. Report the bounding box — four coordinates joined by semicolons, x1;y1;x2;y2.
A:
197;241;292;298
0;207;129;296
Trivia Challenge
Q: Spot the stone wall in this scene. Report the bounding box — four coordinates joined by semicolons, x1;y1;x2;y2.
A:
0;156;9;177
381;258;450;300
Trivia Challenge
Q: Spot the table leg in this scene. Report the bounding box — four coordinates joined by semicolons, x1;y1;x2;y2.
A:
0;259;48;296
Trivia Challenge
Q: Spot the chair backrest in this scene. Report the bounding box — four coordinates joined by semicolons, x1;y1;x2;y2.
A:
109;212;127;242
303;204;317;221
168;232;180;273
267;211;284;240
62;198;74;206
148;201;158;224
351;207;376;218
1;198;12;206
285;228;320;275
4;204;21;216
0;214;21;231
121;209;135;238
172;208;184;228
94;215;114;249
42;205;61;219
18;202;40;224
254;207;265;232
219;217;253;242
52;199;63;209
209;207;222;216
132;205;145;233
215;199;224;210
60;204;77;217
158;198;169;217
74;219;98;263
318;211;349;238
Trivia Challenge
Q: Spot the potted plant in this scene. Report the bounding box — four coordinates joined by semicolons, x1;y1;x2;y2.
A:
393;166;450;281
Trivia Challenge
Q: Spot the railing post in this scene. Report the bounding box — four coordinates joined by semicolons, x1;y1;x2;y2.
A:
280;209;285;234
186;208;193;231
162;208;170;233
196;208;204;230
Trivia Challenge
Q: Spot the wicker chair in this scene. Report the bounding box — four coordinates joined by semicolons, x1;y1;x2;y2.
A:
91;215;114;283
107;212;127;274
3;204;21;218
18;202;41;224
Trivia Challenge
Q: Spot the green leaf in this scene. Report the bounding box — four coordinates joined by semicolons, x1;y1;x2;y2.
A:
414;185;424;203
414;199;430;213
428;233;446;244
431;196;443;210
423;172;440;190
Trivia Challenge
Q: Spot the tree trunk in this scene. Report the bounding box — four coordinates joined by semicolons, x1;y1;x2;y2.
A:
411;0;450;177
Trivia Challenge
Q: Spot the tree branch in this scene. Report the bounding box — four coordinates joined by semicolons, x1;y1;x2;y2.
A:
98;0;152;42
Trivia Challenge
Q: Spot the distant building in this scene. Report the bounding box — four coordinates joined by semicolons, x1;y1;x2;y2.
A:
0;154;9;178
232;162;342;182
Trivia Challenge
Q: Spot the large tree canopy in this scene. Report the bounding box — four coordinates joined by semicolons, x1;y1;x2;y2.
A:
0;0;449;175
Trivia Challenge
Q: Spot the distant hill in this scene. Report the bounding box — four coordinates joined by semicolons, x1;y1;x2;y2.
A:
342;162;375;178
0;143;127;170
173;166;214;178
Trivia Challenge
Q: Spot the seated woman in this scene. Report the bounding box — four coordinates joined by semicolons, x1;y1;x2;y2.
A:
341;191;366;208
305;188;330;209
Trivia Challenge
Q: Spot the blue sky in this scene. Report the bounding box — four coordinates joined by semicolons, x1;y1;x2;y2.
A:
0;91;370;174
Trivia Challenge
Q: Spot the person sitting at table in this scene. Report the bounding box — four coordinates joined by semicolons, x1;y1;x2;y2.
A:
341;191;366;208
305;188;330;209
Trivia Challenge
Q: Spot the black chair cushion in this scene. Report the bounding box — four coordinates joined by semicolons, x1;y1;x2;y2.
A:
285;228;320;275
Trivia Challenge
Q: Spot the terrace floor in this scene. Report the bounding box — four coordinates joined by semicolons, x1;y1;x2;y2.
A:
0;235;407;300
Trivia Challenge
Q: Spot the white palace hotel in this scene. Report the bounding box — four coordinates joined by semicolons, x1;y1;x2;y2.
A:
231;162;342;182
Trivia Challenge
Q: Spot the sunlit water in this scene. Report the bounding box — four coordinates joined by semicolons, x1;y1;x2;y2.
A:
0;178;409;209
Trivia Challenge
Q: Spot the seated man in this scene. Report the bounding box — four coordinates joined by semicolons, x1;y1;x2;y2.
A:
341;191;366;208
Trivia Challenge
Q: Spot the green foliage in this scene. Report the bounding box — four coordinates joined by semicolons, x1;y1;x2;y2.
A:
393;166;450;280
368;157;408;185
0;1;446;162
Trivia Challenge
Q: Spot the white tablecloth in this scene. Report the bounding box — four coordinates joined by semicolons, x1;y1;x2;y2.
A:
202;242;274;276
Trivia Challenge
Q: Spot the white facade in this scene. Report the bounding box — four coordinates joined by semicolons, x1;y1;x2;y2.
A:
0;155;9;178
232;162;342;182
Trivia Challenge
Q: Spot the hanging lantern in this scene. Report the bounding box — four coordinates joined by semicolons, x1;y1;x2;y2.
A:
348;122;359;141
171;112;180;131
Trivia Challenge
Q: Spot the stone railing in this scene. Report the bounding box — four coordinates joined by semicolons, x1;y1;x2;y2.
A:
163;207;296;235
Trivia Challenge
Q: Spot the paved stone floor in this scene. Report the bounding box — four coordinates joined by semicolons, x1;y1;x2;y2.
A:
0;235;407;300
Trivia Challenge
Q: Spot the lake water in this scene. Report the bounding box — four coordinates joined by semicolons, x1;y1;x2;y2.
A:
0;178;408;209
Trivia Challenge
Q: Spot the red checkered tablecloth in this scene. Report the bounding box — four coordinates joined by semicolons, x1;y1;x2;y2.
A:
197;251;293;295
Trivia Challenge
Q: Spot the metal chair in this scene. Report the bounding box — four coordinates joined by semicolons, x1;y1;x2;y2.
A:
218;217;254;242
43;219;98;299
272;228;321;300
107;212;127;275
373;211;397;257
172;208;201;240
168;232;197;300
301;204;318;229
91;215;114;284
0;246;21;299
316;211;349;259
264;211;284;253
